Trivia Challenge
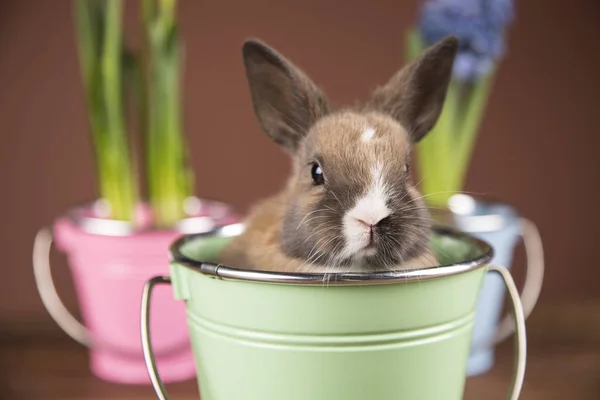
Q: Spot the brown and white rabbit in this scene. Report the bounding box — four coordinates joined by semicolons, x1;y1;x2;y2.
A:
220;36;459;274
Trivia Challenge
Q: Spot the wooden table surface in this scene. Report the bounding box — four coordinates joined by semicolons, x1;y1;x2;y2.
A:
1;300;598;399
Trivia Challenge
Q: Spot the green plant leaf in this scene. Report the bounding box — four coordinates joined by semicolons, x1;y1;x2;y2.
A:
73;0;137;221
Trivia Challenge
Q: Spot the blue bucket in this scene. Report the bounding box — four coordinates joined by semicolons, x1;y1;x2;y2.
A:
432;194;544;376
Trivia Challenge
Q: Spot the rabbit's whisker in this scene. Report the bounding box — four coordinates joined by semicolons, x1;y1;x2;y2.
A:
296;208;330;230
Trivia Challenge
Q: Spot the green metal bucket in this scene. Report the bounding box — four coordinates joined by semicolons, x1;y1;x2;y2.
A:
142;224;526;400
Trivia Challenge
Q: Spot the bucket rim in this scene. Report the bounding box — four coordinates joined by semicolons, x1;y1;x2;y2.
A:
168;223;494;286
431;194;522;233
60;198;238;237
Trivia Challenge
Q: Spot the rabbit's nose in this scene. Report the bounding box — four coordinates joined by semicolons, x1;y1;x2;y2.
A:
356;214;388;229
356;219;373;229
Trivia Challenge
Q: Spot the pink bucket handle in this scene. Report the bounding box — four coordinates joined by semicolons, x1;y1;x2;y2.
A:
494;218;544;344
33;226;189;359
33;227;93;347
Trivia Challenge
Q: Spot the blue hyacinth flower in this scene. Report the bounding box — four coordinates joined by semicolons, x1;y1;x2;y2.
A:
417;0;515;81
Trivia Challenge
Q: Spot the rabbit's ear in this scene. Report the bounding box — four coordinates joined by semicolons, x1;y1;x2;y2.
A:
365;36;459;142
242;39;330;153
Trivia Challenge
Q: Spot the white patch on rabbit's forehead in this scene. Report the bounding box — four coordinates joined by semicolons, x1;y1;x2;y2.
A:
339;162;391;260
361;127;376;142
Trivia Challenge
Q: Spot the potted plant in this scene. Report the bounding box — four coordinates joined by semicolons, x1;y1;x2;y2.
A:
404;0;544;376
32;0;239;384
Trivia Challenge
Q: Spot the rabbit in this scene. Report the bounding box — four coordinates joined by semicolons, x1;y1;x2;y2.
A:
219;35;459;274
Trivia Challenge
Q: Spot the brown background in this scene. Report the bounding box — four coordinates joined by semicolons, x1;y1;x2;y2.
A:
1;0;599;332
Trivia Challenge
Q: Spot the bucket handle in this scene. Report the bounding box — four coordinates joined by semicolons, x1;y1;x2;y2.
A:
488;265;527;400
33;226;189;358
142;276;173;400
33;227;92;347
140;267;527;400
494;218;544;345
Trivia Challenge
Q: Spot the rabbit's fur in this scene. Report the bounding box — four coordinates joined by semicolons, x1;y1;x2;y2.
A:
220;36;459;273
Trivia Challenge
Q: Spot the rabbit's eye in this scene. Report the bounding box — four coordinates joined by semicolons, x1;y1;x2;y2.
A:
311;163;324;185
404;163;409;173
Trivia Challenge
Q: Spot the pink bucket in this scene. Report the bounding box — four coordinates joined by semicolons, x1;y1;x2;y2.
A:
33;199;240;384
